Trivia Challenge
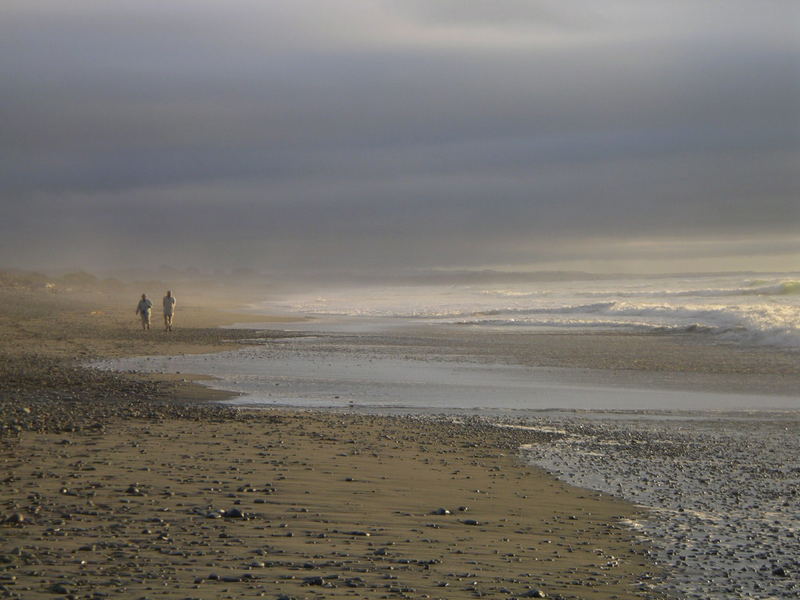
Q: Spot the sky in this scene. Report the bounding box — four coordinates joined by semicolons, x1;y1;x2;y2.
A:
1;0;799;278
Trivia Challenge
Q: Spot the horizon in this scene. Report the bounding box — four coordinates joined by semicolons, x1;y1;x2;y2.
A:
4;264;800;291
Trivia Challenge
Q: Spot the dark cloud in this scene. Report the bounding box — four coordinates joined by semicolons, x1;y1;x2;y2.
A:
0;1;798;274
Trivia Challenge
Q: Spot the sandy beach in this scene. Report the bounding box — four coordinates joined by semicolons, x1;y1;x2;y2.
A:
0;286;663;599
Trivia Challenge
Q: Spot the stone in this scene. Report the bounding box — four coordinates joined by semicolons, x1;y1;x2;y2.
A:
4;513;25;524
125;485;143;496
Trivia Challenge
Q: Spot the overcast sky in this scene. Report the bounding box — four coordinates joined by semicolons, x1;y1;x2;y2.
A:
1;0;798;276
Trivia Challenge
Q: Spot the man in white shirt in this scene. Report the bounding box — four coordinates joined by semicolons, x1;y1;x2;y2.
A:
163;290;177;332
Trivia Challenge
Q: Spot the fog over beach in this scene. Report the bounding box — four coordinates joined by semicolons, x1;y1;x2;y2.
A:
2;1;799;599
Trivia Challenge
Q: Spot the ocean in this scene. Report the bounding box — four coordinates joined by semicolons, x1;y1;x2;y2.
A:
262;272;800;348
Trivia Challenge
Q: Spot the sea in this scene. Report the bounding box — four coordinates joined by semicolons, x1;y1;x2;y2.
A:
261;271;800;349
95;271;800;599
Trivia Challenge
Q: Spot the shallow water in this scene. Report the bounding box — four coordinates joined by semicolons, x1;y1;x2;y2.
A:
96;336;799;413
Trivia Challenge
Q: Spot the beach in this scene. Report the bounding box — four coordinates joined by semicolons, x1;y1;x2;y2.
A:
4;1;798;598
1;286;663;600
89;275;800;600
3;279;799;599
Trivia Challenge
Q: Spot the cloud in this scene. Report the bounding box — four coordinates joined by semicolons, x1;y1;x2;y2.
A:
0;1;798;274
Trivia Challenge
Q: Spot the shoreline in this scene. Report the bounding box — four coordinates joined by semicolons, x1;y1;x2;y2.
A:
0;287;666;599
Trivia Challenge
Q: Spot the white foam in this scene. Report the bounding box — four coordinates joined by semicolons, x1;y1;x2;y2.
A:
264;274;800;349
494;423;568;434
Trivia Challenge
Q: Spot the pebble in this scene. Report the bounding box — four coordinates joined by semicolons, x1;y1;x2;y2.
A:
4;513;26;524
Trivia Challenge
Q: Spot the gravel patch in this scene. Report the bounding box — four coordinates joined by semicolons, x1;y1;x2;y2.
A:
515;413;800;599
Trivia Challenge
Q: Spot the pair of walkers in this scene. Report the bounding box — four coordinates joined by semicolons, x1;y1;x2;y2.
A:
136;291;176;331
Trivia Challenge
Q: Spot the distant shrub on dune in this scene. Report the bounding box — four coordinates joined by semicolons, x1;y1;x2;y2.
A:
0;269;49;290
59;271;99;287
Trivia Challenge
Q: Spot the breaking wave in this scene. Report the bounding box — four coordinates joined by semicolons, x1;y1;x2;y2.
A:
668;280;800;297
473;302;617;316
479;281;800;301
456;318;720;334
749;280;800;295
457;302;800;348
572;280;800;300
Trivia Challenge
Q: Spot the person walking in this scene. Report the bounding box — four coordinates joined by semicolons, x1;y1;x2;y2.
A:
136;293;153;330
163;290;176;332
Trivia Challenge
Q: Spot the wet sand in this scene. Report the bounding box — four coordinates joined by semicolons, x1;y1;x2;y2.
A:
0;287;663;599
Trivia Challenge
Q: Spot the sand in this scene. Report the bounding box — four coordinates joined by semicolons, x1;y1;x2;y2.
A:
3;414;660;600
0;286;663;599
